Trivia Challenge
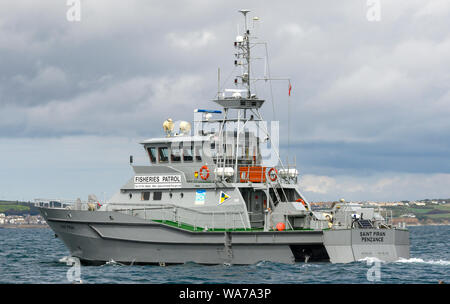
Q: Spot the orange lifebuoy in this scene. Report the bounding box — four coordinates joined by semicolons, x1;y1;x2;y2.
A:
267;168;278;182
296;198;307;206
199;165;210;180
276;222;285;231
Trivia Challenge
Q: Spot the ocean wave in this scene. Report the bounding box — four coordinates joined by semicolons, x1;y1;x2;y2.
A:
358;257;450;266
395;258;450;266
358;257;385;263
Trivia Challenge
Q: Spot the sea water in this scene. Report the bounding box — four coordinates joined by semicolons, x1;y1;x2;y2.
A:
0;225;448;284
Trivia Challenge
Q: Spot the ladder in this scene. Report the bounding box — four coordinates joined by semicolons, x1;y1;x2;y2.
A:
267;170;289;205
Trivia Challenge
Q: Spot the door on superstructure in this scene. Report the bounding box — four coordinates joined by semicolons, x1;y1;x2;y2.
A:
240;189;266;228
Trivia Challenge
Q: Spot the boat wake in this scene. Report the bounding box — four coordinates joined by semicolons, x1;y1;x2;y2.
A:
58;256;80;265
358;257;450;266
58;256;71;264
357;257;384;264
395;258;450;266
102;259;127;266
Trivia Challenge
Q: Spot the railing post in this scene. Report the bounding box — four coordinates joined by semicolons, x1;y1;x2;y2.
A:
194;212;197;231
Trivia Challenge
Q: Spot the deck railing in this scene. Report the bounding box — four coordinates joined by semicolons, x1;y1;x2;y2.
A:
110;203;249;231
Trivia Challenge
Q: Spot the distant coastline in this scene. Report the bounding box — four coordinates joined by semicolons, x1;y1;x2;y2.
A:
0;224;49;228
405;223;449;226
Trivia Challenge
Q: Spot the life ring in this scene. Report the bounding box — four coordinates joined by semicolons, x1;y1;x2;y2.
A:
267;168;278;181
296;198;309;210
296;198;307;207
199;165;210;180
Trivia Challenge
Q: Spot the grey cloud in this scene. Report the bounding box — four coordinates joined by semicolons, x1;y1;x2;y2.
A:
0;0;449;201
300;172;450;202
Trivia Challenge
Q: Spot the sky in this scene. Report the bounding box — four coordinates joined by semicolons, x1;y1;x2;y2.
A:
1;0;449;202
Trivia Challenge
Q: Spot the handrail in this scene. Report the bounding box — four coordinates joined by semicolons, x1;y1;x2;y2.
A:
111;203;248;231
110;202;243;215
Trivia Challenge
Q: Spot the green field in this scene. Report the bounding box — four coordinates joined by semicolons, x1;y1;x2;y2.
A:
387;204;450;223
0;204;30;213
0;201;33;214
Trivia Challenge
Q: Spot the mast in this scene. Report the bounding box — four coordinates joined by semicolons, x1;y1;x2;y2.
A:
209;9;291;185
238;9;251;98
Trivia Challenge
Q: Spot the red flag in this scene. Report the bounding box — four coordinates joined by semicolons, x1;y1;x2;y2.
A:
288;82;292;96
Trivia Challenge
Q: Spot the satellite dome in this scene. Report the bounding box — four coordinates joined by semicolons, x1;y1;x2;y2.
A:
179;121;191;135
163;118;174;137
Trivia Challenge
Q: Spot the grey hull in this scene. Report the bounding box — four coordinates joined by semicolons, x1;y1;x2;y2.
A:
323;228;410;263
40;208;409;265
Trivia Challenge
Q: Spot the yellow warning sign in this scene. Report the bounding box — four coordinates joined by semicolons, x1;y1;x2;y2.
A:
219;191;231;205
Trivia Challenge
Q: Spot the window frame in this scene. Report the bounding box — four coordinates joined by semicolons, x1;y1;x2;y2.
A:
153;191;162;200
142;192;150;201
158;147;169;163
170;143;182;162
147;147;157;163
194;143;203;161
182;141;194;162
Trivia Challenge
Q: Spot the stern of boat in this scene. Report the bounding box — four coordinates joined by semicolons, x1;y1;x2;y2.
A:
323;228;410;263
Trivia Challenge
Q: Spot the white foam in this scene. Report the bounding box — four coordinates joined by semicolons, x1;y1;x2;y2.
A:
395;258;450;266
358;257;385;263
58;256;73;264
105;259;119;265
358;256;450;266
58;255;80;266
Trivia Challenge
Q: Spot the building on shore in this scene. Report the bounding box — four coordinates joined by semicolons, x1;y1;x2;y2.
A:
0;214;46;225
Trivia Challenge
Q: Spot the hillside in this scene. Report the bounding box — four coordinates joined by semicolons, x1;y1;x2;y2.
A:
0;201;40;216
386;204;450;225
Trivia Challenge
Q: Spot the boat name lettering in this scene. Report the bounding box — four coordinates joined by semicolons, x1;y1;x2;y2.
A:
360;231;385;242
61;224;75;230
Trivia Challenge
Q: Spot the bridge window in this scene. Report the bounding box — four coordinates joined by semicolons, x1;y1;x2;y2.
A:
153;192;162;200
147;147;157;163
142;192;150;201
158;147;169;162
183;143;193;162
171;145;181;162
195;144;202;161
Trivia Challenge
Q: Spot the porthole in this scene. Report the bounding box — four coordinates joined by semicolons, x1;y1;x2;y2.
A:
129;193;132;199
180;193;184;198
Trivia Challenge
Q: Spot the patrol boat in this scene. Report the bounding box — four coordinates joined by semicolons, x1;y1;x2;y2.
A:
39;10;409;265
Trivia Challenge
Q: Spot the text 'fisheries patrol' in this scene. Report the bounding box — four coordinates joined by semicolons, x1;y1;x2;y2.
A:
134;175;182;183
